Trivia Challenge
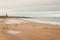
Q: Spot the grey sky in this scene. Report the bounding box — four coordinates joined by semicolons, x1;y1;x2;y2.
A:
0;0;60;17
0;0;60;11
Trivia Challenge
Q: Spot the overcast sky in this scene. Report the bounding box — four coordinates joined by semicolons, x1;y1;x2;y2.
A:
0;0;60;17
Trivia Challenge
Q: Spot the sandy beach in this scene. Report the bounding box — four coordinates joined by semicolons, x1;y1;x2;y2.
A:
0;18;60;40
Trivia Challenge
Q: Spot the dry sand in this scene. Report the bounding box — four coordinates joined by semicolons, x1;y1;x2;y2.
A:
0;18;60;40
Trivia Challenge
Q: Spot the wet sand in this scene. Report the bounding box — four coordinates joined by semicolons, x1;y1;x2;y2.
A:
0;18;60;40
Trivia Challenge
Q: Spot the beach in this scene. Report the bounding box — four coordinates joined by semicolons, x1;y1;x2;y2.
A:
0;18;60;40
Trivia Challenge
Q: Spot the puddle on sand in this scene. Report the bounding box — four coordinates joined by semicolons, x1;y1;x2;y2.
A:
4;19;28;24
6;30;23;35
